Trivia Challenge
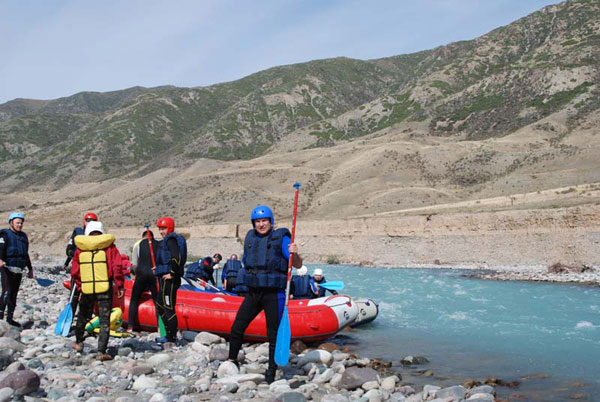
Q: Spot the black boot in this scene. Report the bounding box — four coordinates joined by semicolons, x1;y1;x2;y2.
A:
6;312;21;328
265;366;277;384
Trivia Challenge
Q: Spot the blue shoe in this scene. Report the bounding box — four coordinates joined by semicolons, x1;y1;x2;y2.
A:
155;336;168;344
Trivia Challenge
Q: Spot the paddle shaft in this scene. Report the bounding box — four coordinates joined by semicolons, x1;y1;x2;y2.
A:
196;278;233;295
145;225;157;270
283;183;301;307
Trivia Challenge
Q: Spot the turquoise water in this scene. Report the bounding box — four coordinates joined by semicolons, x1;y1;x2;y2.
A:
311;265;600;401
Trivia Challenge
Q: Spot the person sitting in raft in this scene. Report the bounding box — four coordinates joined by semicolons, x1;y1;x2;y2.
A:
312;268;338;298
222;254;245;293
227;205;303;384
184;256;216;286
71;221;125;361
290;265;318;299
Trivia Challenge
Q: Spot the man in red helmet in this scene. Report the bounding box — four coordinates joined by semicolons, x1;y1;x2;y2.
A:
62;212;98;319
154;217;187;345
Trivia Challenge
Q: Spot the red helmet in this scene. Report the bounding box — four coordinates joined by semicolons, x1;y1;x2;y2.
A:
157;216;175;233
229;254;238;260
84;212;98;222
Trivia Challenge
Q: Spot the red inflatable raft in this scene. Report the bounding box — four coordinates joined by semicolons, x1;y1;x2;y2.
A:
69;278;359;342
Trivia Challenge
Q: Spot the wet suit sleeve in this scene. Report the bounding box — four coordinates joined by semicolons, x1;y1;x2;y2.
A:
281;235;302;268
0;231;7;261
167;237;180;277
282;236;291;260
64;229;78;266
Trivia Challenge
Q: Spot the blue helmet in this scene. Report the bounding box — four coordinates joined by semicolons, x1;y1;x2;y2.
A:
8;211;25;223
251;205;274;225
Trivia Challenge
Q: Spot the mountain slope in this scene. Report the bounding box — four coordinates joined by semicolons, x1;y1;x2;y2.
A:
0;0;599;228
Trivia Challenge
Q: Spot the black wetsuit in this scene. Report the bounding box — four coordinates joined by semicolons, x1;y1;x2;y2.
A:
156;237;181;342
128;237;160;330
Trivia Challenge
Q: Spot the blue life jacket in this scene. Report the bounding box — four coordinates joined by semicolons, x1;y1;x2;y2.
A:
224;259;243;279
0;229;29;268
73;227;84;237
156;233;187;276
238;228;290;289
291;275;313;299
184;259;213;281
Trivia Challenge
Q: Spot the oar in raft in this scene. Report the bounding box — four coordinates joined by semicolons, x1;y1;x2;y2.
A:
319;281;344;291
275;182;301;366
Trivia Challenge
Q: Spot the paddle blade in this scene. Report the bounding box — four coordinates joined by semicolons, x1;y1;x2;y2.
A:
320;281;344;291
158;316;167;337
35;278;54;287
55;304;73;336
275;306;291;366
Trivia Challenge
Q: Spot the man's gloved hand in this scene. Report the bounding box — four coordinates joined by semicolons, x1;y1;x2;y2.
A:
28;268;34;279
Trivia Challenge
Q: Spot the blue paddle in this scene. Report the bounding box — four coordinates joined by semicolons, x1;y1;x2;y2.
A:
275;182;301;366
319;281;344;291
35;278;54;287
55;286;76;336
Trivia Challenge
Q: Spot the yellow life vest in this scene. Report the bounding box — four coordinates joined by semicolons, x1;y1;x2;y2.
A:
74;234;116;295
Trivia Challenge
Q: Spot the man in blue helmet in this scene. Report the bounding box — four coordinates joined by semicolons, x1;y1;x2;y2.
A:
227;205;303;384
0;212;33;327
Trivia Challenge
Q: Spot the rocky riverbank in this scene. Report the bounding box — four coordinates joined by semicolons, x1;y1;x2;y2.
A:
0;267;504;402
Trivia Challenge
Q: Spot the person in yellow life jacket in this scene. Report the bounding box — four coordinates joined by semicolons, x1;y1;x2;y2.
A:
70;221;125;361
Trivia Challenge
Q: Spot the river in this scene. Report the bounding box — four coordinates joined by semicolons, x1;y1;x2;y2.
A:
309;265;600;401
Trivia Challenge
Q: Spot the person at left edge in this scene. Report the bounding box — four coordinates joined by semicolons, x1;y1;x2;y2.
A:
63;212;98;319
70;221;124;361
0;212;33;328
155;217;187;345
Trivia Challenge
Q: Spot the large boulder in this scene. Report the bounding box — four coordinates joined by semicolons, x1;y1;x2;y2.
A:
0;351;13;371
147;353;171;367
436;385;467;401
0;388;14;402
0;322;10;337
290;340;307;354
0;370;40;395
132;375;157;391
194;332;222;345
217;361;239;378
338;367;379;390
0;338;25;353
297;350;333;367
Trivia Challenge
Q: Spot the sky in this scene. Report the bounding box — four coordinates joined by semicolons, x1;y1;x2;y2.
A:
0;0;560;105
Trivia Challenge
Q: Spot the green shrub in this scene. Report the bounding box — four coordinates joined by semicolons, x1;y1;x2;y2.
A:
326;255;340;265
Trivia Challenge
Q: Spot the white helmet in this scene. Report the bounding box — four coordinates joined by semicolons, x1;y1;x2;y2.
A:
298;266;308;276
314;268;323;276
85;221;105;235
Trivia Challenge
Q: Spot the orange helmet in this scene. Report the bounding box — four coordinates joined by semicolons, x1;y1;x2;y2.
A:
157;216;175;233
84;212;98;222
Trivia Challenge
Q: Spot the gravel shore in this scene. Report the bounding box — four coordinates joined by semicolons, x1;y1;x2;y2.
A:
0;264;503;402
2;260;597;401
